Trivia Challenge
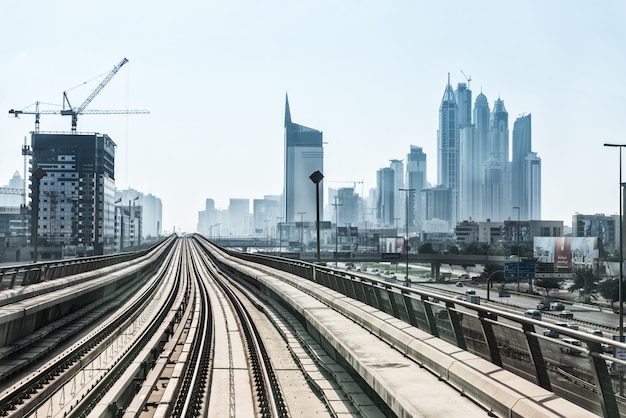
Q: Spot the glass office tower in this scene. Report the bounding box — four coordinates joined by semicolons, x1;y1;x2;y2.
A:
284;94;324;223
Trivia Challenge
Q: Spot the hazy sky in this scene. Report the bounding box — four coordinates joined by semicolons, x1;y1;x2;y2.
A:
1;1;625;233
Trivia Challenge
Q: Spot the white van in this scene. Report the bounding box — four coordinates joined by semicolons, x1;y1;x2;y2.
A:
560;338;582;354
524;309;542;320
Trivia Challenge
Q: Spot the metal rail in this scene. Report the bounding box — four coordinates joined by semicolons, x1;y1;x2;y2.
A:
0;239;182;417
193;239;287;417
219;239;626;418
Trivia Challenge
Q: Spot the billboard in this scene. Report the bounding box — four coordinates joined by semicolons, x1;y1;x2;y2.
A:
533;237;599;268
338;226;359;237
379;237;405;253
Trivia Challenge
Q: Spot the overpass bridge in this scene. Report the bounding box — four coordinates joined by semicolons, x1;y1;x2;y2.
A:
214;236;506;280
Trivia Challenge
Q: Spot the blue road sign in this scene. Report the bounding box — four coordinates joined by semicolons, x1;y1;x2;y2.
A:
504;262;536;279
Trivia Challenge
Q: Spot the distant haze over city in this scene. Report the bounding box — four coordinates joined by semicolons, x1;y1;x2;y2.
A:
1;2;624;232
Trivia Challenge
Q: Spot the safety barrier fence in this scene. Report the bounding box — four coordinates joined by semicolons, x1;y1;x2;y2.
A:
229;250;626;418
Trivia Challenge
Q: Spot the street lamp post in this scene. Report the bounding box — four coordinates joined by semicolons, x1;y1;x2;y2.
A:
363;220;370;252
400;188;415;287
605;143;625;394
309;170;324;263
486;270;505;301
513;206;520;292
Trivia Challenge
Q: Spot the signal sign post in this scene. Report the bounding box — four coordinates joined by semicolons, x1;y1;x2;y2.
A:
504;262;535;292
504;262;536;279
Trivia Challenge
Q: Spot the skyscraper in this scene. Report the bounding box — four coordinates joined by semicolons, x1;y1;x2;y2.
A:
284;94;324;223
455;83;472;129
437;75;460;226
389;159;405;224
406;146;427;230
484;97;510;221
423;186;452;231
473;92;490;221
490;98;509;165
376;167;395;227
482;157;504;222
460;124;480;222
115;188;163;240
512;114;532;219
31;132;116;256
474;92;491;168
229;198;250;236
525;152;542;220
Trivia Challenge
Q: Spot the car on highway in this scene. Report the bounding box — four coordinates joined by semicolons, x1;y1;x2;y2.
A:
554;322;579;331
485;311;497;320
588;329;603;337
550;301;565;311
524;309;542;320
543;328;559;338
559;310;574;319
587;330;612;352
560;337;582;354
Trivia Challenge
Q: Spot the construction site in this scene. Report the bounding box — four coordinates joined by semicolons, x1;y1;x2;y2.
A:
1;58;150;263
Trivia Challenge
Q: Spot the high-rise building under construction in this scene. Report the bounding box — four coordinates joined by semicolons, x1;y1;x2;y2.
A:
30;132;116;257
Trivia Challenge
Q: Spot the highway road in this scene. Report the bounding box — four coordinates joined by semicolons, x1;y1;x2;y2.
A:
417;280;620;333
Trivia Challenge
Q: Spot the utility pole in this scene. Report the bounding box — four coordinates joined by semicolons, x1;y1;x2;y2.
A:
604;143;625;397
400;188;415;287
513;206;520;292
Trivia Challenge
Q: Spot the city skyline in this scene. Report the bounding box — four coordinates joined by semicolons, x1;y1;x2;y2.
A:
1;2;624;232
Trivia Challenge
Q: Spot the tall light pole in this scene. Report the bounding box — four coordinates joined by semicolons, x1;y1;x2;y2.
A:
513;206;520;292
297;211;306;253
309;170;324;263
605;143;625;378
400;188;415;287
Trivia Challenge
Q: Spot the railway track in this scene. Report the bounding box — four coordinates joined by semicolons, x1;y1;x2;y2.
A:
0;236;373;417
123;236;286;417
1;234;610;416
0;238;184;417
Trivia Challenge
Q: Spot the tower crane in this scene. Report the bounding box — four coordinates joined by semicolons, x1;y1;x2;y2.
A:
9;58;149;133
460;70;471;89
9;102;62;134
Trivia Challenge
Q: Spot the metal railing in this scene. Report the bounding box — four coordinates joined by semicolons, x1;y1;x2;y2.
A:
229;250;626;418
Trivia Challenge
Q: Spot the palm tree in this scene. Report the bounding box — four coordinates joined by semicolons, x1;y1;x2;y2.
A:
569;266;598;303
